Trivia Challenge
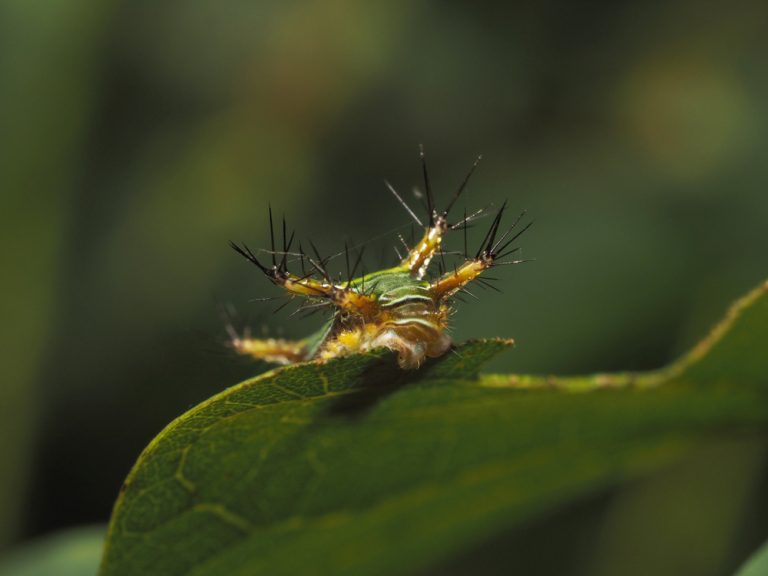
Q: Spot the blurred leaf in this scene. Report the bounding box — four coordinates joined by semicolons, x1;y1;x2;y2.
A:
734;539;768;576
0;0;114;547
0;526;104;576
100;281;768;575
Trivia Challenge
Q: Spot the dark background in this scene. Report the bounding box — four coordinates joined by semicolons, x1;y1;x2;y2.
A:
1;1;767;574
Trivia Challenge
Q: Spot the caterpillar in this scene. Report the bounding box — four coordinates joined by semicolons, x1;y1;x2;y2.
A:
229;147;531;369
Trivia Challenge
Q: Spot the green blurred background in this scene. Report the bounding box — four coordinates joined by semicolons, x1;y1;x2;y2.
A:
1;0;766;573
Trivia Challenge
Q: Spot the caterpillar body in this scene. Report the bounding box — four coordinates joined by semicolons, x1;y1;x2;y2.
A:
229;148;530;369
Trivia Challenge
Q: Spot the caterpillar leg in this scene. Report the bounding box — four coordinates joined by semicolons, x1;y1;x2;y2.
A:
429;259;489;299
229;205;378;318
429;202;531;299
387;147;483;279
227;326;309;365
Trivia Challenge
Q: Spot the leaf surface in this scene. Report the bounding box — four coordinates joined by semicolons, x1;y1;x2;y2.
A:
734;538;768;576
101;281;768;576
0;526;104;576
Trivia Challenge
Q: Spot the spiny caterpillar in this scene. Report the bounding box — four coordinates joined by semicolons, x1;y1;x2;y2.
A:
229;147;531;369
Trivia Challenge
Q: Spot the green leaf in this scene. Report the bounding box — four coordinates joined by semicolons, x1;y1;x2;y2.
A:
100;281;768;576
734;539;768;576
0;0;115;546
0;525;104;576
